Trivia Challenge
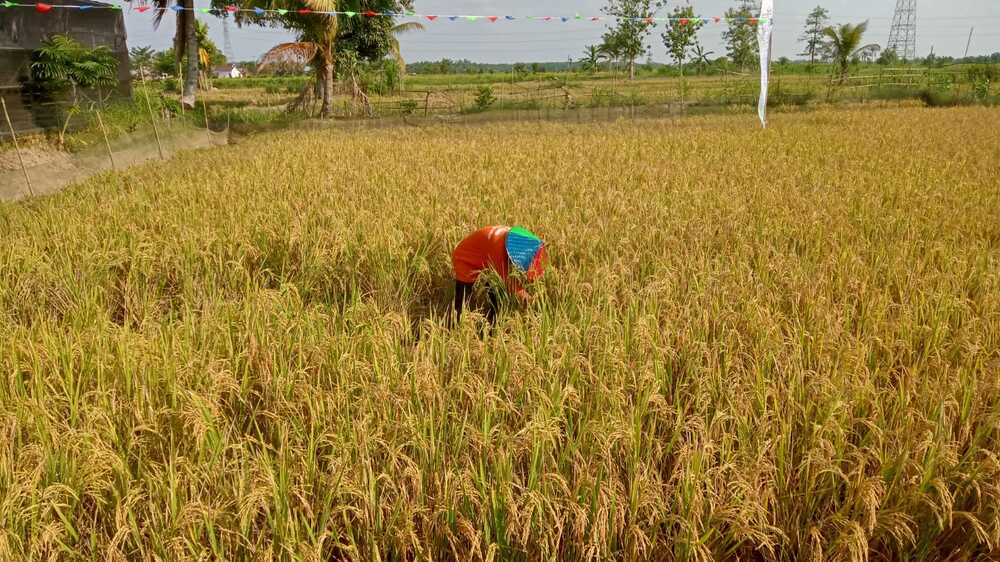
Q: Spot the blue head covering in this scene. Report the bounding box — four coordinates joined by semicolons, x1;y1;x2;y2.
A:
505;226;544;273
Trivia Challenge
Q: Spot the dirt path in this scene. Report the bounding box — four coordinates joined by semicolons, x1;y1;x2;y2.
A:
0;125;228;201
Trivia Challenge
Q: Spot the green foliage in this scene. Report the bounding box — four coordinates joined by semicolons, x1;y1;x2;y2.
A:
799;6;830;64
194;20;227;70
600;0;656;78
966;64;1000;82
877;48;899;66
868;86;919;102
399;98;418;114
823;21;876;81
690;45;717;74
354;59;400;95
153;48;178;77
129;46;156;77
972;78;991;102
473;85;497;111
214;76;310;90
659;5;705;68
579;45;603;73
382;58;402;92
30;35;119;102
722;0;759;70
918;89;976;107
334;1;414;63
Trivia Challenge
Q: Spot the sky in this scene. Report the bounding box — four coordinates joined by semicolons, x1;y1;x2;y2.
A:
123;0;1000;64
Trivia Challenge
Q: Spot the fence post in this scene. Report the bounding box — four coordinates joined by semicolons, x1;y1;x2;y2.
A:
95;111;116;170
1;97;34;197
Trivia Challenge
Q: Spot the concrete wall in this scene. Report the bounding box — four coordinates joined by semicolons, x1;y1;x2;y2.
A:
1;1;130;135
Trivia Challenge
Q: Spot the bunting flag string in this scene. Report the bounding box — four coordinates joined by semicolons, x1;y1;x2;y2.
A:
0;1;772;25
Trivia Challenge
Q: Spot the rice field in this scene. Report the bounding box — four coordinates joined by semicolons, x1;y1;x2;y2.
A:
1;107;999;561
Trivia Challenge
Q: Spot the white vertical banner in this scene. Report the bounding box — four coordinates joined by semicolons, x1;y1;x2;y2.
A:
757;0;775;128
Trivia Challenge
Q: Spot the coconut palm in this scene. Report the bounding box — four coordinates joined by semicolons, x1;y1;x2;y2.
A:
258;3;418;113
692;45;715;74
149;0;198;108
598;42;620;73
579;45;603;73
388;21;424;91
194;20;224;89
255;0;339;116
823;21;879;82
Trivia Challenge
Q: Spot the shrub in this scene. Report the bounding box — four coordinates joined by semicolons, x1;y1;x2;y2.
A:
473;86;497;111
29;35;119;104
918;89;974;107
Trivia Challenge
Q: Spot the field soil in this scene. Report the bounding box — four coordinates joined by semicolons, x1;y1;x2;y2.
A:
0;124;227;201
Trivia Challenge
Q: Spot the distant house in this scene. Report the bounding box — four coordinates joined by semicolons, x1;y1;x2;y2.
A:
0;0;130;135
214;64;243;79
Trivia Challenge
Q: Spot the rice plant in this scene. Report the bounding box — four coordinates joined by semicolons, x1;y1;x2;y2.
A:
0;107;998;561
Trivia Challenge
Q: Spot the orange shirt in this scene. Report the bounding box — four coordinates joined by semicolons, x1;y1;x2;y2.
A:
452;226;547;298
452;225;512;284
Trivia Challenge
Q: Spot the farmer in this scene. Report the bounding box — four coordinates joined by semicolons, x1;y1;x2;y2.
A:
452;225;547;323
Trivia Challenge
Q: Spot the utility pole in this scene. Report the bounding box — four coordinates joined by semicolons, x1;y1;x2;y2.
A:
964;27;975;58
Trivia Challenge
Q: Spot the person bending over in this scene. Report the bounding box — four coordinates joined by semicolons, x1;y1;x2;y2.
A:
451;225;547;324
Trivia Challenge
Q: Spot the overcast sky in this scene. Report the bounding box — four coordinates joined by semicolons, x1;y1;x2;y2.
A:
124;0;1000;64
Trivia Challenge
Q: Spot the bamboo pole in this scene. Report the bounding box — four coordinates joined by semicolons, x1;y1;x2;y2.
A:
1;97;34;197
95;110;116;170
139;68;166;160
202;98;212;144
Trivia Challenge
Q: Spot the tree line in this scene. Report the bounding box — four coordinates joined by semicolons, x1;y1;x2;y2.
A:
138;0;998;115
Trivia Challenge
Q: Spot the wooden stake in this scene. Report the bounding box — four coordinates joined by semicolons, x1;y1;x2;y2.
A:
1;97;34;197
139;69;166;160
95;110;116;170
177;62;185;115
202;98;212;144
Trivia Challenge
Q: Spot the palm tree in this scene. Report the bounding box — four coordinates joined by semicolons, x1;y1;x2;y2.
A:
579;45;602;73
256;0;339;116
691;45;715;74
823;21;878;82
194;20;220;90
598;42;619;73
387;21;424;91
149;0;198;108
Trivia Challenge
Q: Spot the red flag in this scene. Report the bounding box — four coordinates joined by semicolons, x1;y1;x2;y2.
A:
644;17;653;24
36;2;52;12
136;5;151;12
487;15;497;22
226;4;237;12
363;10;377;17
426;14;437;21
679;17;688;25
713;16;721;23
543;16;551;21
749;17;758;25
297;8;311;14
590;16;600;21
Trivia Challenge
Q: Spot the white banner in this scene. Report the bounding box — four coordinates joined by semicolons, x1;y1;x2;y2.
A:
757;0;774;128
